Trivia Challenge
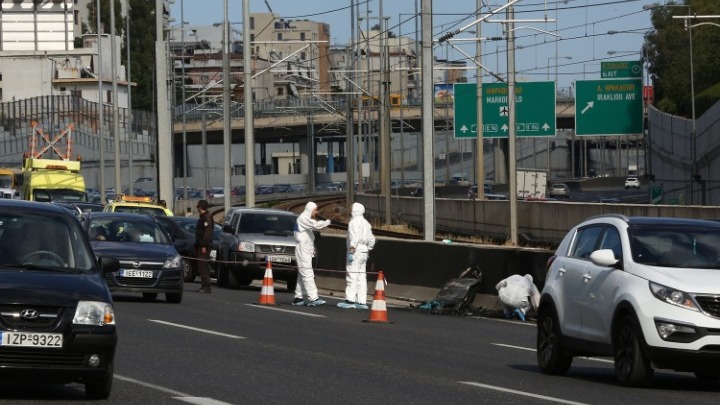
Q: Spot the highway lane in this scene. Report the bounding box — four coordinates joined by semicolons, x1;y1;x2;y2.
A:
1;284;718;404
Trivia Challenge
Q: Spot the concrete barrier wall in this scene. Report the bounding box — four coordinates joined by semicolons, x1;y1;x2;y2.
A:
358;195;720;245
314;233;553;305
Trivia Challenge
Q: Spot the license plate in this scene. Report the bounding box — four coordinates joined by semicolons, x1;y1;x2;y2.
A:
120;269;153;278
0;331;63;348
267;255;291;263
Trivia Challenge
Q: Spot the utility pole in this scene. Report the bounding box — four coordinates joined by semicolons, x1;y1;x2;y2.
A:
155;0;173;208
421;0;435;241
111;0;121;194
242;0;255;208
507;6;518;245
475;0;485;199
379;0;391;225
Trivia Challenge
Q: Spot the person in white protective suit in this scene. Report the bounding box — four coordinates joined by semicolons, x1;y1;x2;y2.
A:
338;202;376;309
495;274;541;321
292;201;331;306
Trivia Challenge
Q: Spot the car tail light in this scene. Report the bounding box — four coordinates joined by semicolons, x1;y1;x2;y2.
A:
545;254;557;280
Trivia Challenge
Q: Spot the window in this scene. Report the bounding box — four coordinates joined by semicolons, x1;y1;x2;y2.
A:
571;226;602;259
277;33;282;41
300;32;305;41
300;52;306;60
277;87;284;96
249;17;254;30
598;226;622;261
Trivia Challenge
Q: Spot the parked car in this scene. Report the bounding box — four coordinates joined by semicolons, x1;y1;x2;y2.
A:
537;215;720;386
288;184;306;193
0;200;119;399
625;177;640;189
256;185;274;194
83;212;184;303
217;208;299;291
549;182;570;197
156;215;222;282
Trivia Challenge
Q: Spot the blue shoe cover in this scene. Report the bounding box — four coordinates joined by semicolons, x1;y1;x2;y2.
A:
355;303;369;310
337;301;355;309
307;299;326;307
513;308;526;321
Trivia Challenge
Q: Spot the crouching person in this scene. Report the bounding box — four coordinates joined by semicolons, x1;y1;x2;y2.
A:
495;274;540;321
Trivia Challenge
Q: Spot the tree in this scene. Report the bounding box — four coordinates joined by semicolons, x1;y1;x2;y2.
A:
370;23;397;38
79;0;156;111
645;0;720;117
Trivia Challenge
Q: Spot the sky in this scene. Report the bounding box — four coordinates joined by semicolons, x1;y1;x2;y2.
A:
170;0;664;90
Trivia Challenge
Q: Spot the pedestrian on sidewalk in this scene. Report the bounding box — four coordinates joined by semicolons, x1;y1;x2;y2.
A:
338;202;375;309
292;201;331;306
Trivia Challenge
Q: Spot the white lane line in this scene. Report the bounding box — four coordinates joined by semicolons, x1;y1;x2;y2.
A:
115;375;234;405
459;381;591;405
491;343;614;364
245;303;326;318
148;320;246;339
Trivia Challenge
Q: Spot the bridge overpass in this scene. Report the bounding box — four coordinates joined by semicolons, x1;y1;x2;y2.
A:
173;99;579;146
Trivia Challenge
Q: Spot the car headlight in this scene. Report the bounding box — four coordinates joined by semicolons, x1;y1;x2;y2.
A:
74;301;115;325
164;255;182;269
238;241;255;252
649;281;700;312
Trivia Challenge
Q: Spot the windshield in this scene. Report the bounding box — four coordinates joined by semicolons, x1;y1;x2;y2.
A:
239;213;295;235
630;226;720;268
34;188;87;203
113;205;167;216
88;217;171;244
0;211;96;271
0;175;12;188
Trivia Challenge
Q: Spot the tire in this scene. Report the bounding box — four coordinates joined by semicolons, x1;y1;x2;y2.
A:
85;366;113;400
182;259;196;282
166;291;183;303
613;315;653;386
217;263;229;287
142;292;158;301
694;371;720;383
536;306;573;375
286;276;297;292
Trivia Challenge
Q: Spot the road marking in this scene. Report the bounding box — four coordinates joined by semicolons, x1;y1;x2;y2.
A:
148;320;246;339
245;304;326;318
491;343;614;364
459;381;590;405
115;375;234;405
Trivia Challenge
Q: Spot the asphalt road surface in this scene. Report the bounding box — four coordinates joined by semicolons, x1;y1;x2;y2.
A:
2;283;718;404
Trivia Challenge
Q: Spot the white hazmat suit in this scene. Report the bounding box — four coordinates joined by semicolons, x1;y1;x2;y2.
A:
495;274;541;321
338;202;376;309
293;201;331;306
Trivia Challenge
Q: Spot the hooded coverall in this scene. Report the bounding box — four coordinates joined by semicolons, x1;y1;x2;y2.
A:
294;201;331;302
344;202;376;306
495;274;541;319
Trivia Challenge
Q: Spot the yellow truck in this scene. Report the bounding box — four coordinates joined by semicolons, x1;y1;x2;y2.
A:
22;158;87;202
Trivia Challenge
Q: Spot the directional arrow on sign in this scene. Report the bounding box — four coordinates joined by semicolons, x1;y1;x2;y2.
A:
460;125;469;133
581;101;594;114
542;123;550;131
501;124;509;132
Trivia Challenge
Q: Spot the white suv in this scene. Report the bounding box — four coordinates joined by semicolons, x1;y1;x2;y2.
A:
537;215;720;386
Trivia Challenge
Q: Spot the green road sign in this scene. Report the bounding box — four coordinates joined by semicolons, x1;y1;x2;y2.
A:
601;60;642;78
453;81;556;139
575;79;643;136
651;185;663;205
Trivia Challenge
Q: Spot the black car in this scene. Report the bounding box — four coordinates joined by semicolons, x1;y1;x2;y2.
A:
156;215;222;282
83;212;184;303
0;200;119;399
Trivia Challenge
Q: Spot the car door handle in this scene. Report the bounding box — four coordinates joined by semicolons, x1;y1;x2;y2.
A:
582;273;592;281
558;268;566;276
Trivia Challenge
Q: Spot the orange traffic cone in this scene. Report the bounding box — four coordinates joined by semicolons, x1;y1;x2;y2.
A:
363;271;393;324
256;260;276;305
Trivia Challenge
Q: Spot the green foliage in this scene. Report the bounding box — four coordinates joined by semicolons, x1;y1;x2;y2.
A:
646;0;720;118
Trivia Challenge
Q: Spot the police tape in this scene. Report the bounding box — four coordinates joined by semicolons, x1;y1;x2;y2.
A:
178;255;380;275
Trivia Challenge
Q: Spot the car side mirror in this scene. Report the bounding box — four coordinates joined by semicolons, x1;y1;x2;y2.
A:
589;249;621;269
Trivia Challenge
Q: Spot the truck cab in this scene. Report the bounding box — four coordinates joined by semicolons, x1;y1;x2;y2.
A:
22;158;86;202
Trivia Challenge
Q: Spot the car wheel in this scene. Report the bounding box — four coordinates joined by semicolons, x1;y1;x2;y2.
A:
286;276;297;292
85;366;113;400
613;314;653;386
217;263;229;287
142;292;158;301
182;260;195;282
536;305;573;375
166;291;183;304
694;371;720;383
